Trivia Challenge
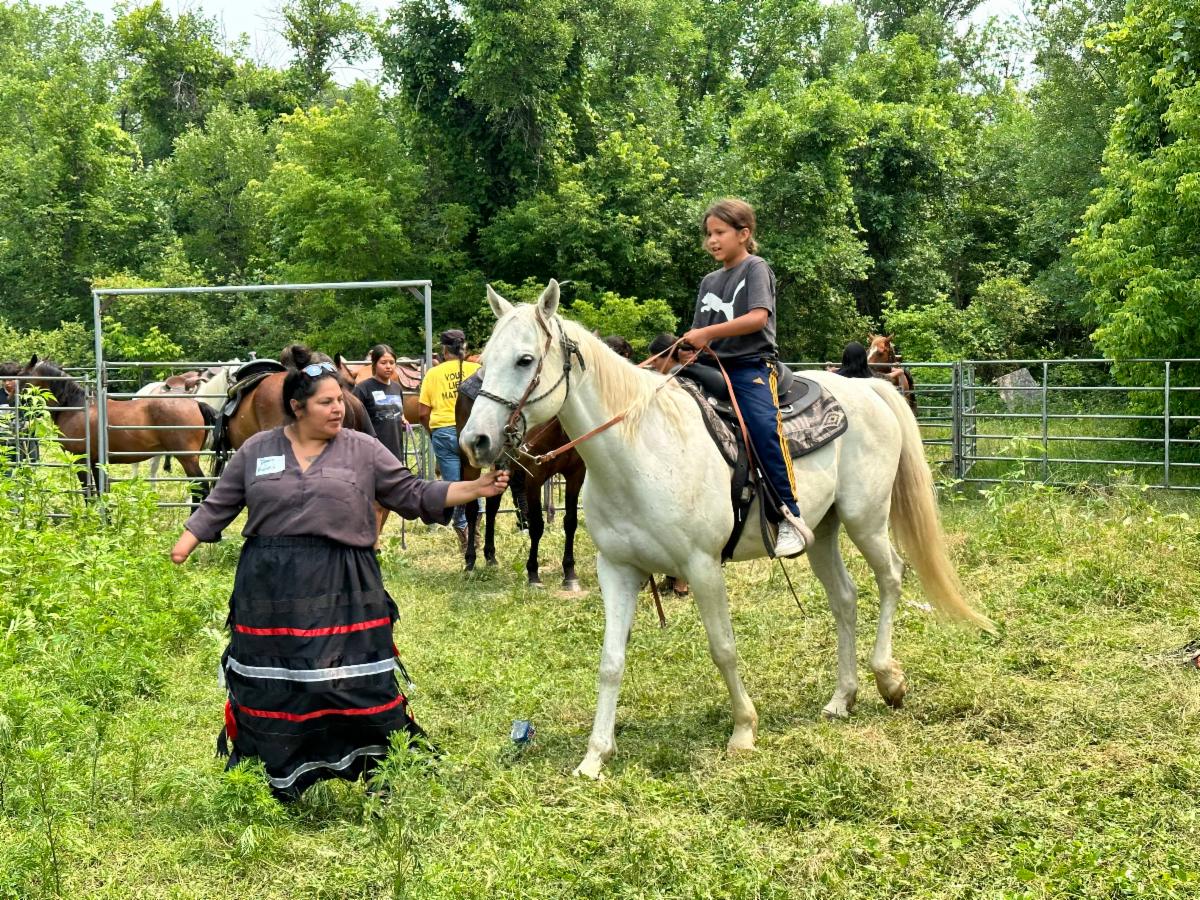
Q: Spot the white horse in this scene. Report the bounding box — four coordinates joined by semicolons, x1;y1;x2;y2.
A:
461;281;992;779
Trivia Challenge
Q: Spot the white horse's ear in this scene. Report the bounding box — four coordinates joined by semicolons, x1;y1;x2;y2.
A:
487;284;514;319
536;279;560;321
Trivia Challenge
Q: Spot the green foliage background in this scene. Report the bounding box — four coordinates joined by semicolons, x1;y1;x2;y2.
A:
0;0;1190;375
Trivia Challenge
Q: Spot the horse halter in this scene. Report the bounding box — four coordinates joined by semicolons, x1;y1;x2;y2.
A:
476;314;586;450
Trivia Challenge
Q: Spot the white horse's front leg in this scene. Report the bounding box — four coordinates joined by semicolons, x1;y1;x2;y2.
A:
574;553;642;779
687;561;758;753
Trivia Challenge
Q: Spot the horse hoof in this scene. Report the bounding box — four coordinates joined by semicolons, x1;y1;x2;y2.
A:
874;669;908;709
562;579;582;593
821;696;856;720
486;558;498;567
726;733;757;755
528;579;546;590
572;758;606;780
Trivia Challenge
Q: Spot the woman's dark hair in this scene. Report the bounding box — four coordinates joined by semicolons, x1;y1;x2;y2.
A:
603;335;634;359
648;333;677;359
281;344;340;420
836;341;872;378
703;198;758;254
369;344;396;367
0;361;20;377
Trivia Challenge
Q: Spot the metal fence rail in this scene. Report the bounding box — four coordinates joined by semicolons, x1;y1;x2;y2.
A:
11;357;1200;520
784;358;1200;491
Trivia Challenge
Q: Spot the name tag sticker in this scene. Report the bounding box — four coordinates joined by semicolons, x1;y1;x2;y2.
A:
372;390;387;402
256;455;285;476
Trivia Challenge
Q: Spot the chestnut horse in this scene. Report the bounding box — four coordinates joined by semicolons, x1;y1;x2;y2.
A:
19;357;214;502
455;389;586;591
867;335;918;414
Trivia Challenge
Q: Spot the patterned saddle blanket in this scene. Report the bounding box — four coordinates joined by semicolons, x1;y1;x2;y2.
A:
679;375;847;469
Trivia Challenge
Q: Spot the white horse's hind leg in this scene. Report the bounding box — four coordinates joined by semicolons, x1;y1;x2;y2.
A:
805;512;860;719
844;522;908;708
687;561;758;753
574;554;642;779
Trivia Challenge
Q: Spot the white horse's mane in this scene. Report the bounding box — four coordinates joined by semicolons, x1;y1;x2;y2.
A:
487;306;689;442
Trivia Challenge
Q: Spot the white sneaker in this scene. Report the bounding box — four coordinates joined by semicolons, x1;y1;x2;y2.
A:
774;521;807;558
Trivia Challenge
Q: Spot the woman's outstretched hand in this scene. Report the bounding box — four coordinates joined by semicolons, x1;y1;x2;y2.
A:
171;530;200;564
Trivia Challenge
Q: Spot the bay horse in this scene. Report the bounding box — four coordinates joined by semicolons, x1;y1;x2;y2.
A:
461;282;992;778
19;357;214;502
455;389;585;590
223;353;374;453
867;334;918;414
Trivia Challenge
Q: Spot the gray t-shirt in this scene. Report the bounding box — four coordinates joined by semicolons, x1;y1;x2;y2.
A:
691;255;777;362
185;426;450;547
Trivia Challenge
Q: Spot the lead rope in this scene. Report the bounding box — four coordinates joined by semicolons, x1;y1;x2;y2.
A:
645;576;668;628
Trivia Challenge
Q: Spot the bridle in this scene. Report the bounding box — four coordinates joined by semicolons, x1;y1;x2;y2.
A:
476;313;586;452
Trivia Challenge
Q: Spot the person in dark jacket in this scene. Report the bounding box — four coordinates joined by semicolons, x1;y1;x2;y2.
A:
833;342;873;378
171;345;508;800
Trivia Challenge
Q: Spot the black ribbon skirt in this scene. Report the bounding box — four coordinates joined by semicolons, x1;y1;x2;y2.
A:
220;536;422;798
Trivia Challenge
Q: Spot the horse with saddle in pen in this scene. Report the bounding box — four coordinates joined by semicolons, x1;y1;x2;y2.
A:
460;281;993;779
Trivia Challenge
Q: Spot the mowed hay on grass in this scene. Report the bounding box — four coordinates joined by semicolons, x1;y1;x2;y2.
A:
1;482;1199;898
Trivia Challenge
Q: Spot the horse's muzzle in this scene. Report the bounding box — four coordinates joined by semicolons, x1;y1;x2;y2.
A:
461;429;498;468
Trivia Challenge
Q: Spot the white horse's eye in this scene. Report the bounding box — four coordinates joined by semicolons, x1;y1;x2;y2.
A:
516;354;535;367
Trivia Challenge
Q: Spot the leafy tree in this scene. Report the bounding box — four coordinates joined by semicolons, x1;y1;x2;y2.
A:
112;1;235;161
480;125;695;308
0;2;169;328
282;0;374;102
730;80;873;358
0;320;91;368
1074;0;1200;367
566;292;679;354
1017;0;1124;350
250;85;478;354
157;104;274;282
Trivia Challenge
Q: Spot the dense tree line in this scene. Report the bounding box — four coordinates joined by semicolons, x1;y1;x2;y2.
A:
0;0;1187;369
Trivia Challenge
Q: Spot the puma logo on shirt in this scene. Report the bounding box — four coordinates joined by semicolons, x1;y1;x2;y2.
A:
699;278;745;322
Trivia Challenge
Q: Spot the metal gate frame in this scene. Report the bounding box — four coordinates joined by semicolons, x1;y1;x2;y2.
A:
90;280;435;494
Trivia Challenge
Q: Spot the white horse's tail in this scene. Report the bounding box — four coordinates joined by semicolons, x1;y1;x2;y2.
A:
866;379;995;632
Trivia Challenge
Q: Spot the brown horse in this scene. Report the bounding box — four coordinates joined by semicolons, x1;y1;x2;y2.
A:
224;371;374;451
19;357;214;501
455;389;586;590
867;335;918;414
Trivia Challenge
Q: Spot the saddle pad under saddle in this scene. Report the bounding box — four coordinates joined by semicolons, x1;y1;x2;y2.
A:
459;371;483;400
679;377;848;468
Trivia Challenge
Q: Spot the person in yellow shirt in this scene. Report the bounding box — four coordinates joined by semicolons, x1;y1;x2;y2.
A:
419;330;482;545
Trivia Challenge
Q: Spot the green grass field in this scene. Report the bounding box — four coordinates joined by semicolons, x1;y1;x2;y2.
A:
1;469;1199;898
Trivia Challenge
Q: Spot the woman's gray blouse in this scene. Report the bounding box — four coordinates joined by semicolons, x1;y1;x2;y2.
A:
185;427;450;547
